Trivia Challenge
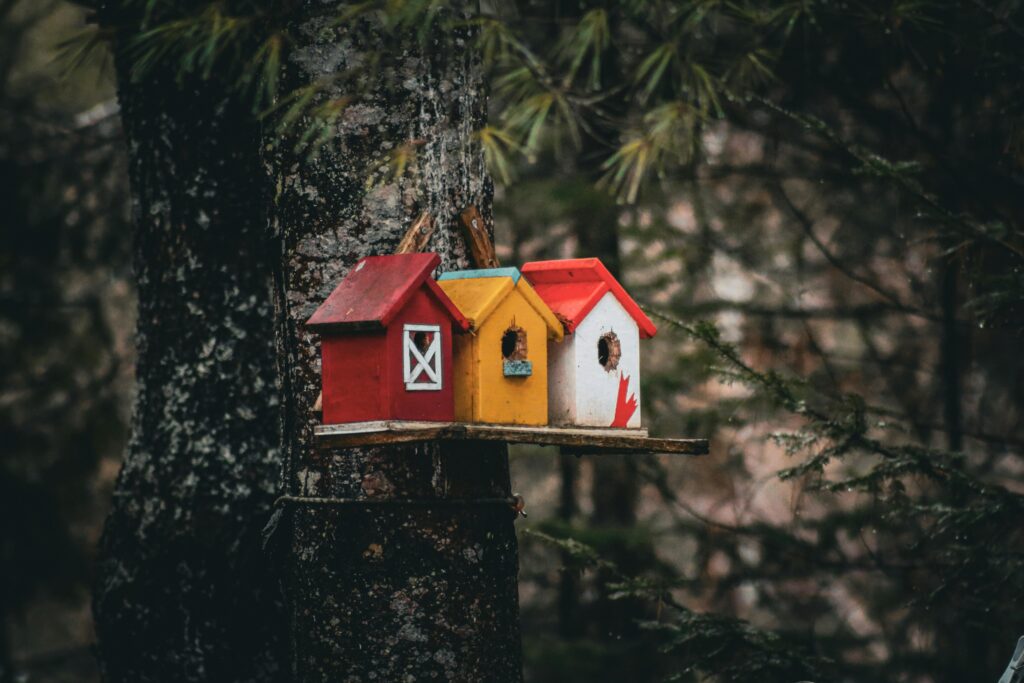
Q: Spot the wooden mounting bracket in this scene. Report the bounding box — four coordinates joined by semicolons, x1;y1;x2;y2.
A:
459;205;500;268
394;211;435;254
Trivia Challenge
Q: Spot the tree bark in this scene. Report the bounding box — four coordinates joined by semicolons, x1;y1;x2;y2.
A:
266;5;522;681
92;21;287;683
556;453;581;638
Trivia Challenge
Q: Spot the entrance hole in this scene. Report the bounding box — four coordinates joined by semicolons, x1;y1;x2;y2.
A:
598;332;621;371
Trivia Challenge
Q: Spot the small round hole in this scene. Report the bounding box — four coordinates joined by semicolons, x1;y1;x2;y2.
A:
501;326;527;360
501;330;517;359
598;332;620;371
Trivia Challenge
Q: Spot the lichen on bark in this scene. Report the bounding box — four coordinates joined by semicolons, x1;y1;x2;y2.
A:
267;4;522;681
92;24;288;683
93;1;521;679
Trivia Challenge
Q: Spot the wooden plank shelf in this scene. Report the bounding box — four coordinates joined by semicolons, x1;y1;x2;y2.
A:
315;421;709;455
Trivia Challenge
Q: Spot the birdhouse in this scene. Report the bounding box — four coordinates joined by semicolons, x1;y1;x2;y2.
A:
306;253;469;425
436;268;563;425
521;258;657;429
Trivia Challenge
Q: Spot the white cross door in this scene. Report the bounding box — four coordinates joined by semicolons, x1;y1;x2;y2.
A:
402;324;442;391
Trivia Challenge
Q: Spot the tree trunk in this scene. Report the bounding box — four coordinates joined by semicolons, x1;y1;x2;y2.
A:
266;6;522;681
556;453;581;638
0;614;12;683
940;260;963;452
92;19;287;683
576;205;639;527
572;188;645;643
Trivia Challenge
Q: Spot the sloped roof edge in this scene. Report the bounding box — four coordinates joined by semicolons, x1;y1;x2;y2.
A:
516;278;564;341
437;268;562;339
437;267;521;285
521;258;657;338
306;253;451;332
436;275;515;330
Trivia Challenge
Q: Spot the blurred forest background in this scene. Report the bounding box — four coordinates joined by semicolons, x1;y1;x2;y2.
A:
1;1;1023;681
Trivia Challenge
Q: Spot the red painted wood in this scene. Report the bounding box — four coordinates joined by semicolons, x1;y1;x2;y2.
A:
306;252;441;331
321;333;389;423
385;288;458;421
319;284;464;424
527;280;607;334
311;252;470;424
521;258;658;338
610;372;638;427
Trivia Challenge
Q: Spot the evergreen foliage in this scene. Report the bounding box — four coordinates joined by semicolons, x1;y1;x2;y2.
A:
50;0;1024;680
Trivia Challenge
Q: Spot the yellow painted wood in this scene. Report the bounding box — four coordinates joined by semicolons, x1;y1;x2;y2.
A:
440;275;563;425
435;277;512;328
451;327;478;421
474;293;549;424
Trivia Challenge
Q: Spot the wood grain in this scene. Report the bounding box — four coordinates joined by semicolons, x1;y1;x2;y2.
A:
394;211;435;254
459;205;500;268
315;420;709;455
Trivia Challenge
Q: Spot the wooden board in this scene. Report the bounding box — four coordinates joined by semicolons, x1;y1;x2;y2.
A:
315;421;709;455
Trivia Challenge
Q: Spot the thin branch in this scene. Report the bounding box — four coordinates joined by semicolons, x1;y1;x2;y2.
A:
679;300;906;320
965;0;1024;41
748;92;1024;259
771;181;943;322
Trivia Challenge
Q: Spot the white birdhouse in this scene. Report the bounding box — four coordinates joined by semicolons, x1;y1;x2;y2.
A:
521;258;657;429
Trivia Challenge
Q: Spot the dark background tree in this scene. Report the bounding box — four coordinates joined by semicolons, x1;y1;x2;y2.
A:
0;2;130;680
88;0;287;679
1;1;1022;682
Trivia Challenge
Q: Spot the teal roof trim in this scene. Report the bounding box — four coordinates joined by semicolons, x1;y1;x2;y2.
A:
437;267;521;284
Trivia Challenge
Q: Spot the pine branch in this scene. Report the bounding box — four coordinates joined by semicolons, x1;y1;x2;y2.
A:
745;92;1024;259
770;180;943;322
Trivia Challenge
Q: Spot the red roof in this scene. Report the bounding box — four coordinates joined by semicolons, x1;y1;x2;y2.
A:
520;258;657;338
306;253;469;333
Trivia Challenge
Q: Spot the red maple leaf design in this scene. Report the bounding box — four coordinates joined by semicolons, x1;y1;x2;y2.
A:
610;372;638;428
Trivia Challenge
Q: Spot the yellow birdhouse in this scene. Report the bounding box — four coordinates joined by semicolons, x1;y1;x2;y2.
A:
437;267;564;425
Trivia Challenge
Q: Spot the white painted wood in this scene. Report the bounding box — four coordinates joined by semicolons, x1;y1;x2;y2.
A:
547;292;642;428
402;323;442;391
547;327;578;425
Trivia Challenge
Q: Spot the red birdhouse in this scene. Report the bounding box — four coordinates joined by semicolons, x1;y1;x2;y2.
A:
306;253;469;425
